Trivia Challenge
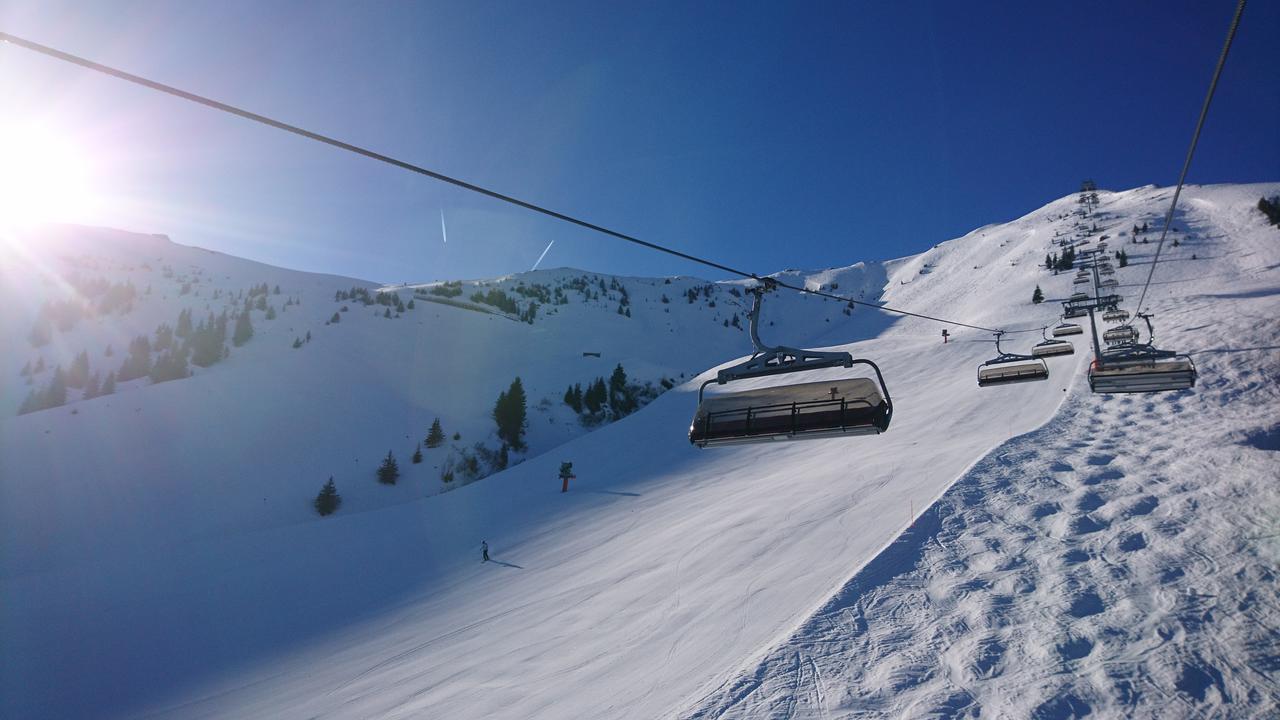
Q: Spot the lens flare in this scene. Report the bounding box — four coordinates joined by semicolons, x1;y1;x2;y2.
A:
0;121;100;227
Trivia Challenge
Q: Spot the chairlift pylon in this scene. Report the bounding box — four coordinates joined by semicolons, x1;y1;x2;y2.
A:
690;281;892;448
978;331;1049;387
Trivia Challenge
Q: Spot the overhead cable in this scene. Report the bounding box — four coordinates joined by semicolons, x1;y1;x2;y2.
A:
1133;0;1245;314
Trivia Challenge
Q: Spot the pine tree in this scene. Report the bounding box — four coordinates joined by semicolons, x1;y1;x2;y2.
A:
292;337;303;349
233;311;254;346
118;335;152;382
1032;285;1044;304
149;349;189;384
412;442;423;464
314;477;341;516
83;372;101;399
45;366;67;408
330;311;341;324
176;308;193;338
101;371;116;396
426;418;446;448
266;305;277;320
377;450;400;484
609;364;635;416
583;377;607;414
493;377;528;450
67;350;90;389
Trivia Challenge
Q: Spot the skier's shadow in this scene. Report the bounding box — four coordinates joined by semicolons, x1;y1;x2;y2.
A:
489;559;524;569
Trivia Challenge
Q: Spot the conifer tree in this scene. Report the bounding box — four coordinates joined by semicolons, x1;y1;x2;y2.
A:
426;418;446;448
412;442;423;464
176;308;193;338
314;477;341;516
83;371;101;399
101;371;116;396
67;350;90;389
232;311;254;346
492;377;528;450
118;335;152;382
377;450;400;484
608;364;635;416
45;366;67;408
1032;285;1044;304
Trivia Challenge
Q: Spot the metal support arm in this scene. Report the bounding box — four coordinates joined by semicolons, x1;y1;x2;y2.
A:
714;281;854;385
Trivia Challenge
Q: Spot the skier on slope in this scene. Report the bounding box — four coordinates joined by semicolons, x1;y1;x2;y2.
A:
481;540;489;563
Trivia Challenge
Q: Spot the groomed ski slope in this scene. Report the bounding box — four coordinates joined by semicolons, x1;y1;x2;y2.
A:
686;185;1280;719
2;183;1277;719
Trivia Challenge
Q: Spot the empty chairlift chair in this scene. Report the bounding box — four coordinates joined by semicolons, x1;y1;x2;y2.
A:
1103;308;1129;322
978;332;1049;387
1104;325;1139;346
1031;327;1075;357
1089;314;1197;393
690;282;892;448
1052;321;1083;337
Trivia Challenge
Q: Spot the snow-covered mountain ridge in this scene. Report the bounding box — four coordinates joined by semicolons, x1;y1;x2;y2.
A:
2;182;1277;719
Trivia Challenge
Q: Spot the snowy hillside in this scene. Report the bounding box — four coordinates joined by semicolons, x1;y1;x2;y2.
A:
2;182;1277;719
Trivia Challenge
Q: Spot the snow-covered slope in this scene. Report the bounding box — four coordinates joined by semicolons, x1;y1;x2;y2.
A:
2;183;1277;719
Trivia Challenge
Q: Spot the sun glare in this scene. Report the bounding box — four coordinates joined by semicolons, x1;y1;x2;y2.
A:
0;122;100;228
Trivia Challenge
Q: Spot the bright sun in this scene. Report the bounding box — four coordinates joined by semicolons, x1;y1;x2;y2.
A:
0;122;100;227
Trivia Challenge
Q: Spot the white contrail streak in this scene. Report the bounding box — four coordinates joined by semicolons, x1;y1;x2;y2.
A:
531;240;555;271
440;210;448;243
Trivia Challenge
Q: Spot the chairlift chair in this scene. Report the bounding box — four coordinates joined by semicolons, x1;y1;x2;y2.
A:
1103;309;1129;322
978;332;1050;387
1089;314;1196;393
1070;291;1089;302
1031;326;1075;358
690;282;892;448
1100;278;1118;289
1052;322;1083;337
1104;325;1139;345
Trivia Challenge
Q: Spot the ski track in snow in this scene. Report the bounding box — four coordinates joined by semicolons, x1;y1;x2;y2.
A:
686;232;1280;717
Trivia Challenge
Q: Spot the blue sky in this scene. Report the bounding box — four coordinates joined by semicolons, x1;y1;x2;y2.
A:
2;0;1276;283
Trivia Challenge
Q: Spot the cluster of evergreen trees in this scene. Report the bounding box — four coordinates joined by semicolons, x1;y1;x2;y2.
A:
1116;249;1129;267
563;364;640;419
1044;246;1077;272
18;367;68;414
426;281;463;298
470;288;520;315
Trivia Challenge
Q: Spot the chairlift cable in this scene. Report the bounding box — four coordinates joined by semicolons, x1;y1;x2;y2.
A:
0;30;1021;335
1132;0;1245;315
